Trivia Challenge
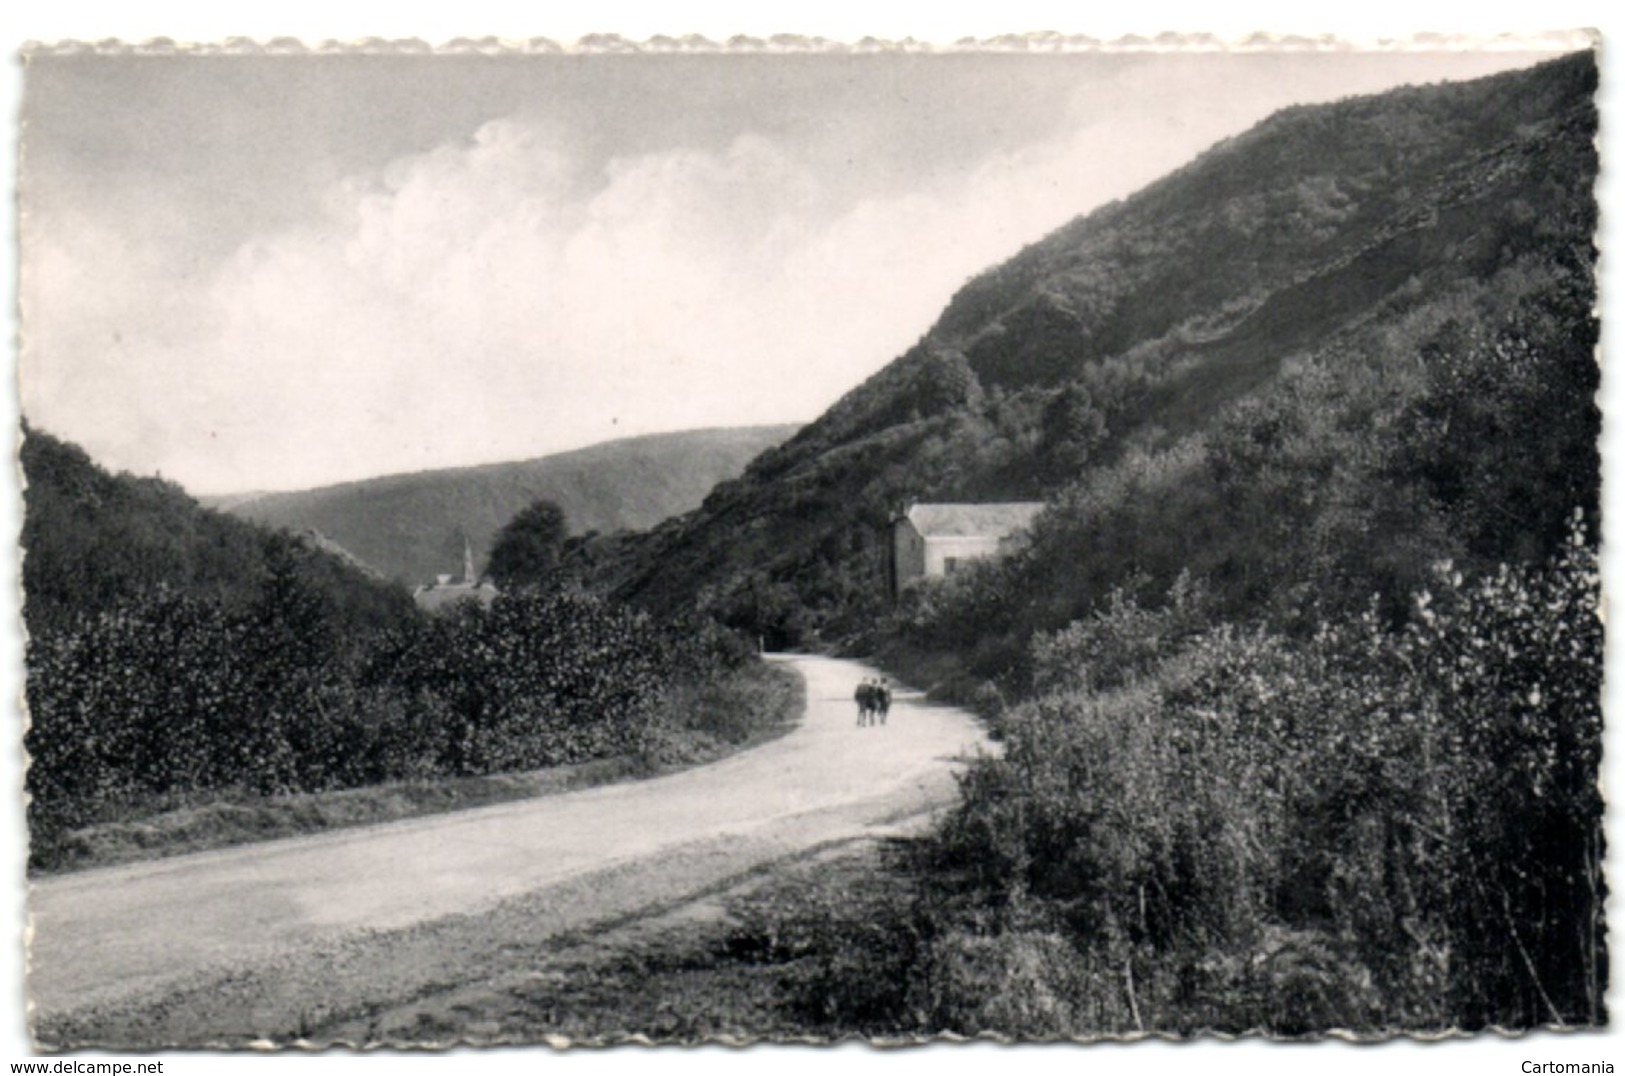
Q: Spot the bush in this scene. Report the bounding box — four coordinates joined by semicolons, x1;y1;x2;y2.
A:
1318;515;1605;1027
917;929;1101;1038
1029;570;1210;695
362;588;679;774
927;514;1603;1032
26;574;777;865
723;846;929;1035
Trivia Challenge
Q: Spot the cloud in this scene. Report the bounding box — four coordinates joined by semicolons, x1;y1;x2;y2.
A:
27;112;1095;492
21;50;1550;494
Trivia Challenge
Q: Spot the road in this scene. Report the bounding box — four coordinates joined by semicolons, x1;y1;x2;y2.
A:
28;655;989;1044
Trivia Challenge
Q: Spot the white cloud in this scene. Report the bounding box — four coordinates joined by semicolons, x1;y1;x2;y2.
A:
20;50;1551;493
28;114;1085;492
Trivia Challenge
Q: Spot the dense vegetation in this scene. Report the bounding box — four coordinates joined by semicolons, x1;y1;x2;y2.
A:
687;518;1597;1037
222;425;797;586
20;428;414;641
486;499;569;590
22;430;792;871
589;53;1598;653
19;52;1603;1035
909;525;1602;1033
583;53;1604;1033
888;264;1598;691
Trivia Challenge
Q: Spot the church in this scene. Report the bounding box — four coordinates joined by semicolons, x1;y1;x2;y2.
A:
412;538;499;613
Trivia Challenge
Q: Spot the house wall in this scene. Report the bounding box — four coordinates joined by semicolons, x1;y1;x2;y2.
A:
893;523;1022;596
922;534;1006;577
893;519;928;594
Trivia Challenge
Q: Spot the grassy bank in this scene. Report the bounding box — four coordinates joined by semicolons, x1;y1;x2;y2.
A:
870;640;1009;727
33;659;803;876
317;835;932;1045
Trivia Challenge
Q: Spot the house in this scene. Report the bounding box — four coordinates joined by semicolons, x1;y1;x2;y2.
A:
891;501;1046;597
412;538;499;613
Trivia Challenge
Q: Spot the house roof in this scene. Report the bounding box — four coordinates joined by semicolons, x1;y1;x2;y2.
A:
905;502;1046;539
413;581;498;613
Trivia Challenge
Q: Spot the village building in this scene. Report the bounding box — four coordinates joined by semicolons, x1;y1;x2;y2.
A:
890;501;1046;597
412;538;499;613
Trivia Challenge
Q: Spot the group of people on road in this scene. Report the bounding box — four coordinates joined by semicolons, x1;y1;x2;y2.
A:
854;677;892;727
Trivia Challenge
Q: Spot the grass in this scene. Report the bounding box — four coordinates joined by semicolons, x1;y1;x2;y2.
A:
640;657;806;766
326;836;937;1045
33;660;804;877
872;639;1005;721
531;839;932;1042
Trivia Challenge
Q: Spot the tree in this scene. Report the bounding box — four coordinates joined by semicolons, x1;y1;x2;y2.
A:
1038;383;1107;486
912;348;983;416
487;499;569;591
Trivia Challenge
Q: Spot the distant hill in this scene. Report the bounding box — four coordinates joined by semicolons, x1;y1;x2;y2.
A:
585;53;1598;651
219;426;798;586
20;427;416;639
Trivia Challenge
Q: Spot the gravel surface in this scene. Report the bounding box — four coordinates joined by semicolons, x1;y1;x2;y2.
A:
29;655;989;1048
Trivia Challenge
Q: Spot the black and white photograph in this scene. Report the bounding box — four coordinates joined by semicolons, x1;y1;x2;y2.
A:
4;10;1615;1063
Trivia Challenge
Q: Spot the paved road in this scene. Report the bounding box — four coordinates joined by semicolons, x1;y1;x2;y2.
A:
28;655;989;1028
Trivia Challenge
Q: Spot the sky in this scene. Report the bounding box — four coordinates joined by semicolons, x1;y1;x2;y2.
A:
16;44;1583;495
3;5;1622;1074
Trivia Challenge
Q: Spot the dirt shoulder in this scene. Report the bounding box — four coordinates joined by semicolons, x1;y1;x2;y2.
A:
38;805;946;1048
323;829;930;1046
31;656;989;1048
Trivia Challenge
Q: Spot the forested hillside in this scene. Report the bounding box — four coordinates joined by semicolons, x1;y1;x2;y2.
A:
222;425;797;586
21;428;797;872
18;50;1601;1033
21;426;415;639
575;52;1602;1034
590;53;1597;657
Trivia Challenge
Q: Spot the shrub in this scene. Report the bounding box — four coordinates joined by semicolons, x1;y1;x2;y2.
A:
927;514;1602;1032
917;929;1100;1038
724;847;928;1035
26;574;776;865
1029;570;1210;695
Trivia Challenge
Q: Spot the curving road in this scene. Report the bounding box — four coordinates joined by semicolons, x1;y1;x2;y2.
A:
28;655;990;1038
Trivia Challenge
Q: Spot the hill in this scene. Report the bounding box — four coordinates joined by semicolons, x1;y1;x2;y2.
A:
220;425;798;586
563;53;1602;1035
21;426;798;873
20;426;415;640
588;53;1598;653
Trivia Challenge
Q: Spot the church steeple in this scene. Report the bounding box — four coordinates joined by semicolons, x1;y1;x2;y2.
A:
463;537;476;585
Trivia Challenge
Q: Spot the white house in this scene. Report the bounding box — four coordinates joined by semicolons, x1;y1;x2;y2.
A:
891;501;1046;597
